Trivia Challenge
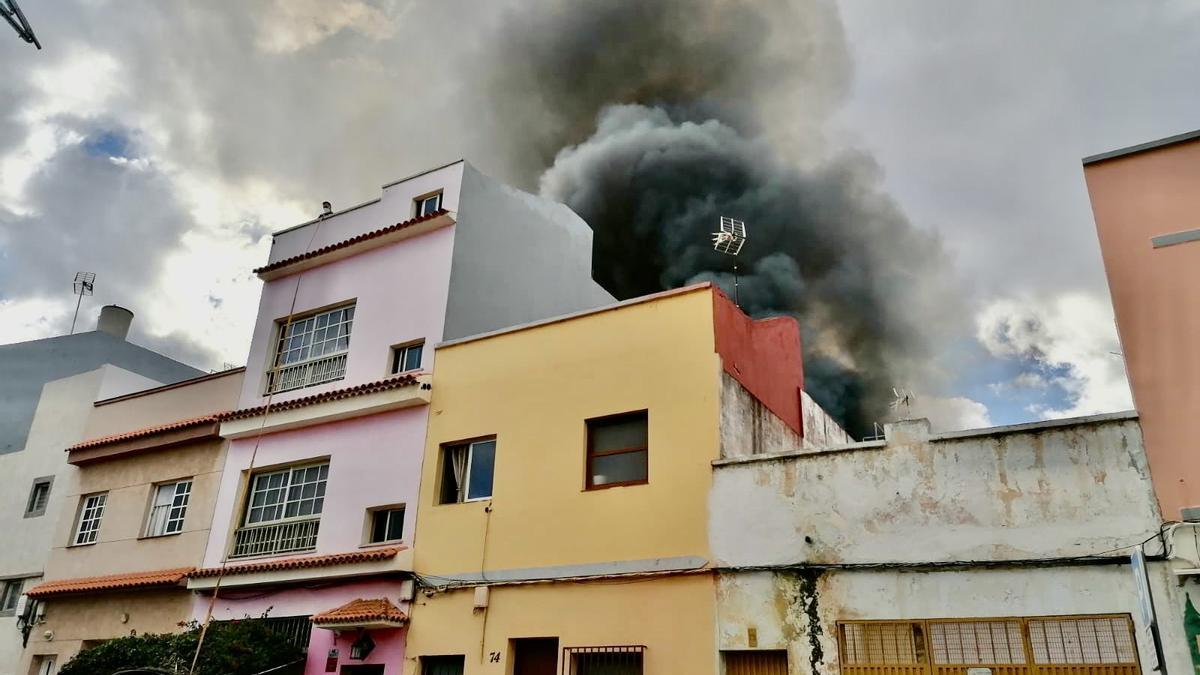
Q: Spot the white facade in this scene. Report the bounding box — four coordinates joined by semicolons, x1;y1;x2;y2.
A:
711;413;1187;675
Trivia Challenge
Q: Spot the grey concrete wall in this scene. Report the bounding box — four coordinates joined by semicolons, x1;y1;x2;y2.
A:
0;330;203;454
711;412;1159;567
719;375;852;459
441;162;615;340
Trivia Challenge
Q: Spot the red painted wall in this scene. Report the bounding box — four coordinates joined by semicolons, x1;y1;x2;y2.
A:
711;288;805;436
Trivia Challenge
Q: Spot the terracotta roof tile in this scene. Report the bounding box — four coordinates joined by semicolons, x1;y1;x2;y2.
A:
253;208;450;276
217;374;425;422
26;567;193;598
311;598;407;625
188;546;404;579
67;415;225;452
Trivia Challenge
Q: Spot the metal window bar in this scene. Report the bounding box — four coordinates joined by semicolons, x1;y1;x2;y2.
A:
214;616;312;651
562;646;646;675
1028;617;1136;665
230;518;320;558
265;351;348;394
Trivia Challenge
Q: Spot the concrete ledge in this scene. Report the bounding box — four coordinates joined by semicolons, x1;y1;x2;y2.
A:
220;375;430;438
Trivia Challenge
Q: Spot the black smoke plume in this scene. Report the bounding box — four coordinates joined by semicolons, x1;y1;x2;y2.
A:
480;0;965;437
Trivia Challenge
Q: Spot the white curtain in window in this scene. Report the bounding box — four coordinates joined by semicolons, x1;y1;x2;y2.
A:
451;446;468;502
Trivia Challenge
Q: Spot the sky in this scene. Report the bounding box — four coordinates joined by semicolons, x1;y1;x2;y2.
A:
1;0;1197;431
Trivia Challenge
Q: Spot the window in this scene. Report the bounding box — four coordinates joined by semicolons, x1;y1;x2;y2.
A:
586;411;648;489
0;579;22;616
367;506;405;543
145;480;192;537
420;655;465;675
438;439;496;503
73;493;107;545
24;476;52;518
724;650;789;675
32;655;55;675
266;304;354;393
564;646;645;675
246;464;328;524
415;191;442;217
390;341;424;374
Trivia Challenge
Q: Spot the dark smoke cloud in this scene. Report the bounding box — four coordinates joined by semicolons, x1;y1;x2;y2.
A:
483;0;966;436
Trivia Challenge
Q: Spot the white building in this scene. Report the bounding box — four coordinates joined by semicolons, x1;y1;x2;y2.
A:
0;307;202;675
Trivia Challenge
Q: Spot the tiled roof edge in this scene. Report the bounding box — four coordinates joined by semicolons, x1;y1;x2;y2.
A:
217;374;425;422
67;415;225;452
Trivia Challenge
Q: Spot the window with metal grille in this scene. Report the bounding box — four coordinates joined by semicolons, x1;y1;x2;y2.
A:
145;480;192;537
586;411;648;489
1028;616;1137;665
246;463;328;524
213;615;312;650
73;493;107;545
724;650;789;675
266;304;354;393
24;476;52;518
840;622;924;665
421;654;465;675
562;646;645;675
928;620;1026;664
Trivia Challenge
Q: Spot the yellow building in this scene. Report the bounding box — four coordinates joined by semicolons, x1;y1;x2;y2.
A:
404;284;847;675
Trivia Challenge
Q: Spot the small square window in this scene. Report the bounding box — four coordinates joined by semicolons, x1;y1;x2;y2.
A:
0;579;23;616
24;476;53;518
390;341;424;374
586;411;649;489
438;439;496;504
415;192;443;218
367;506;405;543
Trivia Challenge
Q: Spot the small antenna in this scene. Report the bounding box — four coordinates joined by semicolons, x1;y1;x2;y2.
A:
1;0;41;49
712;216;747;306
70;272;96;334
889;387;915;419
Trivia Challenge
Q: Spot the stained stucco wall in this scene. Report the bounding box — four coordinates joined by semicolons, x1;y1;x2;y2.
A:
711;413;1159;567
84;368;244;439
717;565;1190;675
441;162;614;341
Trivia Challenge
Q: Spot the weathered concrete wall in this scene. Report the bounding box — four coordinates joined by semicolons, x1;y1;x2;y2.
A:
85;368;243;439
711;413;1158;567
801;390;852;448
720;377;852;460
717;564;1190;675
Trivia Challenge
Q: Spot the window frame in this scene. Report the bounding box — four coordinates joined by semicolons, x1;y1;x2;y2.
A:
243;462;330;526
389;340;425;375
265;302;356;394
414;190;443;218
0;578;23;617
585;410;649;491
24;476;53;518
365;504;406;545
72;492;108;546
143;479;193;538
437;437;497;504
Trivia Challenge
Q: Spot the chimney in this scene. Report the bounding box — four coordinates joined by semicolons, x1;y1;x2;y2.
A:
96;305;133;340
321;201;333;218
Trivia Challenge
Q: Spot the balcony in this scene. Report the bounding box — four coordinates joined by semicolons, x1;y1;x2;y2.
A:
231;518;320;559
265;353;347;394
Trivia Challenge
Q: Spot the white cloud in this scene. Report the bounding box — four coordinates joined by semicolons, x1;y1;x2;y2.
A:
255;0;396;54
976;292;1132;419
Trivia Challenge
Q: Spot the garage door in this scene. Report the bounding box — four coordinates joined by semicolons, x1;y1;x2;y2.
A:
724;649;789;675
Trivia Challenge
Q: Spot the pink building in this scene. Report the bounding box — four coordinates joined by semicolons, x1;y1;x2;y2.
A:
188;161;612;675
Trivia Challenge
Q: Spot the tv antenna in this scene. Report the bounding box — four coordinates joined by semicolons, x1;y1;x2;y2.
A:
889;387;915;418
1;0;41;49
70;272;95;334
712;216;747;306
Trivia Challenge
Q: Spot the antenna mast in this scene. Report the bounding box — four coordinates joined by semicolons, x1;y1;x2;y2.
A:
712;216;747;307
70;272;95;334
1;0;41;49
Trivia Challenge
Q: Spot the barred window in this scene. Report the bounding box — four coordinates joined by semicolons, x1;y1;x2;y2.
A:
840;622;923;665
928;621;1025;664
246;463;328;524
564;646;645;675
1028;616;1137;665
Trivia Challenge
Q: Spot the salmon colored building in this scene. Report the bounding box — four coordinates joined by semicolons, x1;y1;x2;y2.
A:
1083;129;1200;519
404;284;847;675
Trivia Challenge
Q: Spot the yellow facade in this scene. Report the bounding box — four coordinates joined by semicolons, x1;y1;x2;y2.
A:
407;286;723;674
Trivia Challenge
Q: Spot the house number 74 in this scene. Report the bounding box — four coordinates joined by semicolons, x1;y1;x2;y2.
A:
489;652;501;663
